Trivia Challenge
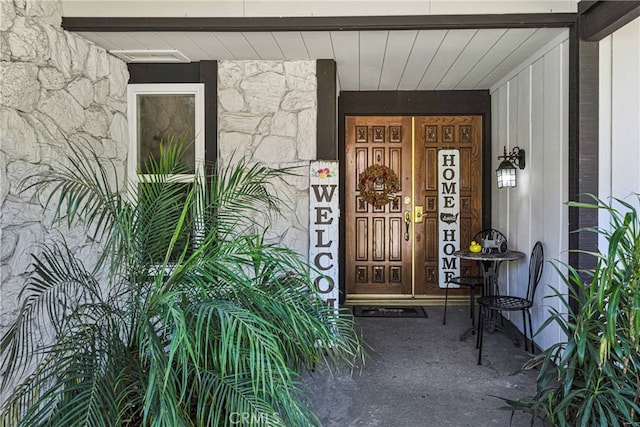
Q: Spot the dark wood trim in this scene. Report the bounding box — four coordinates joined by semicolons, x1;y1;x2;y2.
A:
338;100;346;304
577;1;599;15
482;110;492;231
199;61;218;174
579;0;640;41
128;62;218;174
337;90;492;302
316;59;337;161
568;26;599;313
62;13;576;33
128;63;201;83
339;91;491;116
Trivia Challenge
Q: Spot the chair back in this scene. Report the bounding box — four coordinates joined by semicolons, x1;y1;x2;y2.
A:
473;229;507;244
526;241;544;302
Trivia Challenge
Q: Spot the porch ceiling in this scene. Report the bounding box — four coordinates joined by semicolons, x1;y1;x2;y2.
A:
75;27;567;91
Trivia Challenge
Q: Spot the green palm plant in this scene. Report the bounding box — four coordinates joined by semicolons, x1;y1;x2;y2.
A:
0;140;363;426
503;195;640;426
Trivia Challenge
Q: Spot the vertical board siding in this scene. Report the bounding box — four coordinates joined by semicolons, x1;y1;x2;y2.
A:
598;36;613;250
543;45;564;254
515;67;532;271
490;35;569;351
599;17;640;251
609;18;640;202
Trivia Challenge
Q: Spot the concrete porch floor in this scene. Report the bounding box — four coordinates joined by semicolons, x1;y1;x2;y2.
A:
304;305;548;426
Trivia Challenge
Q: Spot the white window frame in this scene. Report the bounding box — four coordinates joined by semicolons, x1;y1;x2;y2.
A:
126;83;205;189
126;83;206;266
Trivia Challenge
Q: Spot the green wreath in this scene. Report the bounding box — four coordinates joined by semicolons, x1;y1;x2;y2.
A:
358;164;400;207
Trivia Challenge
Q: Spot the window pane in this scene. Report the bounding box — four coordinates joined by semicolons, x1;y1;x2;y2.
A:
137;94;196;174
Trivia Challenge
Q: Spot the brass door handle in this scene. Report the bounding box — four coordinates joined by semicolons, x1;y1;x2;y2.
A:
404;211;411;241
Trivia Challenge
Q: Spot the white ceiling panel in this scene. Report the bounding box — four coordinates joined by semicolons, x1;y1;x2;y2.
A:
78;32;122;51
211;32;260;60
94;32;147;51
125;32;173;50
272;32;310;59
181;32;235;59
378;30;418;91
475;28;566;88
436;28;507;90
417;29;477;90
301;31;335;59
455;28;537;89
78;27;569;91
150;33;209;62
330;31;360;90
359;31;389;90
242;32;284;59
397;29;448;90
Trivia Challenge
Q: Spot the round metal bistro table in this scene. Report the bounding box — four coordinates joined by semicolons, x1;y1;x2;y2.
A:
453;249;526;340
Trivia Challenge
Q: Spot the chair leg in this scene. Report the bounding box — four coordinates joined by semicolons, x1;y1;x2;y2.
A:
476;305;483;348
443;285;449;325
470;286;475;326
520;311;528;351
477;307;484;365
527;310;534;354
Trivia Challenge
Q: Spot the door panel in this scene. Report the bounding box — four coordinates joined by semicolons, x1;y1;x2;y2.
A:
414;116;482;296
345;115;482;300
345;117;412;295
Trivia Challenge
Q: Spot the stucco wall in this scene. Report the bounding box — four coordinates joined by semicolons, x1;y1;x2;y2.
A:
0;0;129;342
490;31;570;351
217;60;317;256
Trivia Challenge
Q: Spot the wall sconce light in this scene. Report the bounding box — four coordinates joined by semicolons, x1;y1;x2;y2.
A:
496;146;525;188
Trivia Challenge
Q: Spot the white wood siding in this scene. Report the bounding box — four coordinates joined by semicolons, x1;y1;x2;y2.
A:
599;17;640;244
490;32;570;351
61;1;577;18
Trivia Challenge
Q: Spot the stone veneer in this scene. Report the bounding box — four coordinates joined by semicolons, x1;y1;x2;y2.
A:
0;0;129;343
218;60;317;256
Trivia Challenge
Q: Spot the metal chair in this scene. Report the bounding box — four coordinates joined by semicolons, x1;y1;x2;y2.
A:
476;241;544;365
442;229;507;326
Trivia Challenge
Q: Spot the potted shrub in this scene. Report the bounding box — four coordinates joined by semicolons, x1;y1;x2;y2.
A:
504;196;640;426
0;141;363;426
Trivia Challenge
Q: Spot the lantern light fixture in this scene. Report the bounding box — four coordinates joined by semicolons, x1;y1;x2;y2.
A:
496;146;525;188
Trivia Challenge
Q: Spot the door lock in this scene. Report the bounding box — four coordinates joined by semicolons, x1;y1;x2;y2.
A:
414;206;424;223
404;211;411;241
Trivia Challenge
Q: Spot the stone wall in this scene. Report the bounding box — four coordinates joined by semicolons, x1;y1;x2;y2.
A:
218;60;317;256
0;0;129;339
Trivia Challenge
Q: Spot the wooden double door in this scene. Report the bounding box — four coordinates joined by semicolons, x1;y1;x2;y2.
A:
345;116;482;301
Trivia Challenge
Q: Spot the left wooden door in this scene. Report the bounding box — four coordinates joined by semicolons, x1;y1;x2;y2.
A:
345;116;413;296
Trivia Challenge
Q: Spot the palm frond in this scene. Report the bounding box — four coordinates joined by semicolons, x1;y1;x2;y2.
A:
2;139;363;426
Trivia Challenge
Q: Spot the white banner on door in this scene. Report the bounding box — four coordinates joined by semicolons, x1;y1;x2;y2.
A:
309;161;339;310
438;149;460;288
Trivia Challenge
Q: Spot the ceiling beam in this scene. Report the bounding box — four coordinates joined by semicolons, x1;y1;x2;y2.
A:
62;13;576;33
579;0;640;41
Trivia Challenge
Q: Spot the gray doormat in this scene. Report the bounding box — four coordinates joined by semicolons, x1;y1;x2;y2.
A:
352;306;428;318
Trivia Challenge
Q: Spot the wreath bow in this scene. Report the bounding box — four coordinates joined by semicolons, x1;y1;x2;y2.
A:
357;164;399;207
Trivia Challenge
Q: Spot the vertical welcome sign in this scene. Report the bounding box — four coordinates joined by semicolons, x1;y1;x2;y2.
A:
309;161;339;310
438;150;460;288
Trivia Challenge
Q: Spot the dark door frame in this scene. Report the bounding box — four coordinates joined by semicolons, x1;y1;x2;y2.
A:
338;92;491;302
